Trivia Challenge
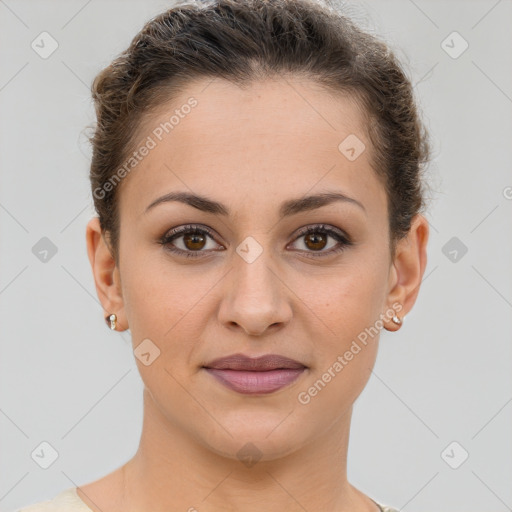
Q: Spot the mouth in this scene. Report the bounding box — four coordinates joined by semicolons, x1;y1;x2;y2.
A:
202;353;307;395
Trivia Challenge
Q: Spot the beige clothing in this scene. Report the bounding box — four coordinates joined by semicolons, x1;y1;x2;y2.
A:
15;486;401;512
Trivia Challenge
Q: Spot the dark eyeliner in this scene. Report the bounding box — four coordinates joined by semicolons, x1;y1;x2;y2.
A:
158;224;218;259
158;223;353;258
290;224;353;257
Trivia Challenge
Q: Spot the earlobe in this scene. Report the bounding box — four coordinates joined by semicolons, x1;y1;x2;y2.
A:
384;214;429;329
85;217;127;331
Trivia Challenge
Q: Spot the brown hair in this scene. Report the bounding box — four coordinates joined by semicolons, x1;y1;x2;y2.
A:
89;0;430;265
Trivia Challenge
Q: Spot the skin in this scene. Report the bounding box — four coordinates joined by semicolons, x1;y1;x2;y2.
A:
83;76;429;512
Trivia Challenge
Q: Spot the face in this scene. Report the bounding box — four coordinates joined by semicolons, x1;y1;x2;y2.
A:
88;76;424;462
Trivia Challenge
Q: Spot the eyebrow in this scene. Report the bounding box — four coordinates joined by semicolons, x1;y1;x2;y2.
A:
144;190;366;218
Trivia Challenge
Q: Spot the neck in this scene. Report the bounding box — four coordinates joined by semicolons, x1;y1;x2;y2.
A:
114;388;377;512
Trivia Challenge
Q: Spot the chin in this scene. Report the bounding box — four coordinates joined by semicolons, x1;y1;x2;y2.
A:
193;415;310;463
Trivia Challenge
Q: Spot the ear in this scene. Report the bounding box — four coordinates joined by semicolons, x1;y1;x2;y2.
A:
385;213;429;329
86;217;127;331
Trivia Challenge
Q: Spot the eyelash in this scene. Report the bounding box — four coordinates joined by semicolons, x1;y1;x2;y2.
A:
158;223;353;259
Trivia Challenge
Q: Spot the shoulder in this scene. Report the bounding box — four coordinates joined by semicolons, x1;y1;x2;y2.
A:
376;504;401;512
14;487;92;512
371;498;401;512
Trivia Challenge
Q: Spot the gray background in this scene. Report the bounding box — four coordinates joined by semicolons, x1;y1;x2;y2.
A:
1;1;511;511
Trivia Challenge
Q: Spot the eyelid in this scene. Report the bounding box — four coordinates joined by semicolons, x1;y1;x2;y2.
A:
163;223;218;241
160;224;223;250
292;223;349;241
286;224;352;256
159;223;352;257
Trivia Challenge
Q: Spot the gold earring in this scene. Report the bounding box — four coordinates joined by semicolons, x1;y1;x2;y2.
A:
105;313;117;330
391;315;402;326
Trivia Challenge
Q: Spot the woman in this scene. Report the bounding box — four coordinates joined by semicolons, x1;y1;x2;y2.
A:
18;0;429;510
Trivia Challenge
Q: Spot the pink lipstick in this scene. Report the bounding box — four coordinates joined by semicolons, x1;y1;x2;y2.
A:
203;353;307;395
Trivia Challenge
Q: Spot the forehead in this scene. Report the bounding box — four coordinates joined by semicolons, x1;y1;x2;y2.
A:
118;76;385;220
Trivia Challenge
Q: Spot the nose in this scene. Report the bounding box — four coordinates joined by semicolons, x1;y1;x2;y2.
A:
217;247;293;337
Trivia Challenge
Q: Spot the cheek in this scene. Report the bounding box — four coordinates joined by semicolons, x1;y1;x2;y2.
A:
123;273;196;346
118;245;183;349
119;246;217;373
295;258;388;402
119;258;202;408
302;262;387;341
295;269;384;412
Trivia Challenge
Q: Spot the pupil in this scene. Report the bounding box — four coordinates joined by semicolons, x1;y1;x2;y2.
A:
184;233;205;250
306;233;326;250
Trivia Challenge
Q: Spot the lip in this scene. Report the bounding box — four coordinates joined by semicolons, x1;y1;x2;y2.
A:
204;368;307;394
202;353;307;395
203;353;306;371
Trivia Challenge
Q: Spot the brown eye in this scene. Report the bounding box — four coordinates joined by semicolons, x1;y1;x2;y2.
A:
289;224;353;257
304;232;328;251
159;225;223;258
159;223;352;260
183;232;207;251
